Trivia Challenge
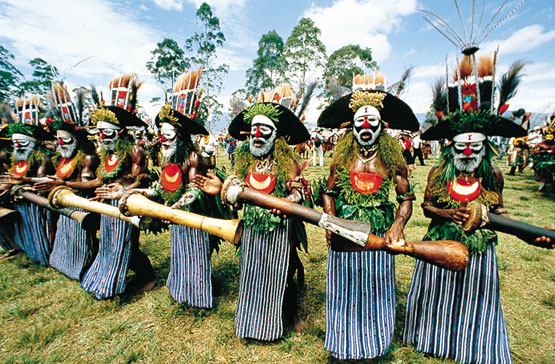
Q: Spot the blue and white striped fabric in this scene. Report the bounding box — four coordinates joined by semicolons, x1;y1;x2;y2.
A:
81;199;133;300
325;246;396;360
14;202;52;266
235;222;290;341
49;209;96;281
404;243;512;364
166;224;213;308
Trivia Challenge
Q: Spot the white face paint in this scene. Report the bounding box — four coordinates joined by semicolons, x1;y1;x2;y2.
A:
249;114;277;158
352;105;382;147
452;132;486;173
160;123;178;161
56;130;78;159
12;133;36;161
97;121;120;152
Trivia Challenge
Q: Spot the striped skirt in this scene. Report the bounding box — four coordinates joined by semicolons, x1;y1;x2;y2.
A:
49;210;96;281
404;244;512;364
235;223;291;341
14;202;52;266
0;214;21;251
325;248;396;359
81;199;134;300
166;224;213;308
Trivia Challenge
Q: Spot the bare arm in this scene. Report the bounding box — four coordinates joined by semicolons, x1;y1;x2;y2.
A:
384;165;412;244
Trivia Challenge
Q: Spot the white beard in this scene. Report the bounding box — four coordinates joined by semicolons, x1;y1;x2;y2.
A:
161;142;177;164
57;142;77;159
354;125;381;147
101;137;118;152
452;147;485;173
13;141;36;162
249;130;277;158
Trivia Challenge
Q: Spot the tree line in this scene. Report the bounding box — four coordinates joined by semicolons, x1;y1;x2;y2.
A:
0;2;379;127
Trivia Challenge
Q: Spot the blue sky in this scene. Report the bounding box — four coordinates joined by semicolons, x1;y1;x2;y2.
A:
1;0;554;131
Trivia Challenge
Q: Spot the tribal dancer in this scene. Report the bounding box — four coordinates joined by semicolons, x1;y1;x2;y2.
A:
135;69;220;308
34;83;100;280
80;74;155;299
194;93;310;340
2;96;55;265
0;115;21;253
317;80;419;359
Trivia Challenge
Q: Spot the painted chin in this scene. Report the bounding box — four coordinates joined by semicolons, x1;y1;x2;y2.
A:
58;145;77;159
354;129;379;147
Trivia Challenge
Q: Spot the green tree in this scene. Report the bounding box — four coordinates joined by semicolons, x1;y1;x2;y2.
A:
146;38;189;91
184;2;229;129
19;58;58;94
0;46;23;101
284;18;326;100
245;30;288;96
322;45;377;105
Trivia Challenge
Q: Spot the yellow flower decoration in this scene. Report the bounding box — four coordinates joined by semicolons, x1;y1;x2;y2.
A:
157;103;179;122
349;90;386;112
91;107;118;126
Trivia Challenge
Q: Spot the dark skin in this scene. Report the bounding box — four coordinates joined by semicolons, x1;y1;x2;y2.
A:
423;165;553;247
0;154;55;186
192;155;302;218
93;144;147;201
322;148;412;246
33;151;100;194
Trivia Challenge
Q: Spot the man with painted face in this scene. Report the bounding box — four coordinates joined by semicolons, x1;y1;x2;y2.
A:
0;104;56;265
33;94;101;280
133;102;219;308
403;110;532;363
317;89;419;360
194;101;310;340
79;101;155;299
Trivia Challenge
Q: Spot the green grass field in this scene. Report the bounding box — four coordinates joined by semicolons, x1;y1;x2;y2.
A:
0;151;553;364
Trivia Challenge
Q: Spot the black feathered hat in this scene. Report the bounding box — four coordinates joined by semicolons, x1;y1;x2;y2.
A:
90;105;146;129
317;90;419;131
421;110;526;140
155;103;208;138
228;102;309;145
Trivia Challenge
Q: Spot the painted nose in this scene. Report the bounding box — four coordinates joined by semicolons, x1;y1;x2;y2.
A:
160;135;166;142
58;139;65;146
463;144;473;155
15;141;20;147
254;126;262;138
100;131;105;139
361;117;371;129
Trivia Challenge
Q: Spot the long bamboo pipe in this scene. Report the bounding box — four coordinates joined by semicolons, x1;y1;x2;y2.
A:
222;176;469;271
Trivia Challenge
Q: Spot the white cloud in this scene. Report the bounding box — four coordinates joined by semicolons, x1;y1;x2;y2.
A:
153;0;183;11
411;63;445;80
0;0;160;80
482;25;555;55
304;0;417;62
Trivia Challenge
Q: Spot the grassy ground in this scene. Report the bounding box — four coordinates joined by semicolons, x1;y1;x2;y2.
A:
0;150;553;364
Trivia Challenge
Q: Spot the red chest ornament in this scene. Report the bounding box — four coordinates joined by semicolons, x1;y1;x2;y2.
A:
246;172;276;194
161;164;183;192
13;161;29;177
104;154;120;174
350;172;382;194
56;157;77;179
448;177;481;202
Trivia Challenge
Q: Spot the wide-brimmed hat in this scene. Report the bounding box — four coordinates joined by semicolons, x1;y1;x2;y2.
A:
228;102;309;145
317;90;419;131
421;110;526;140
155;103;208;138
